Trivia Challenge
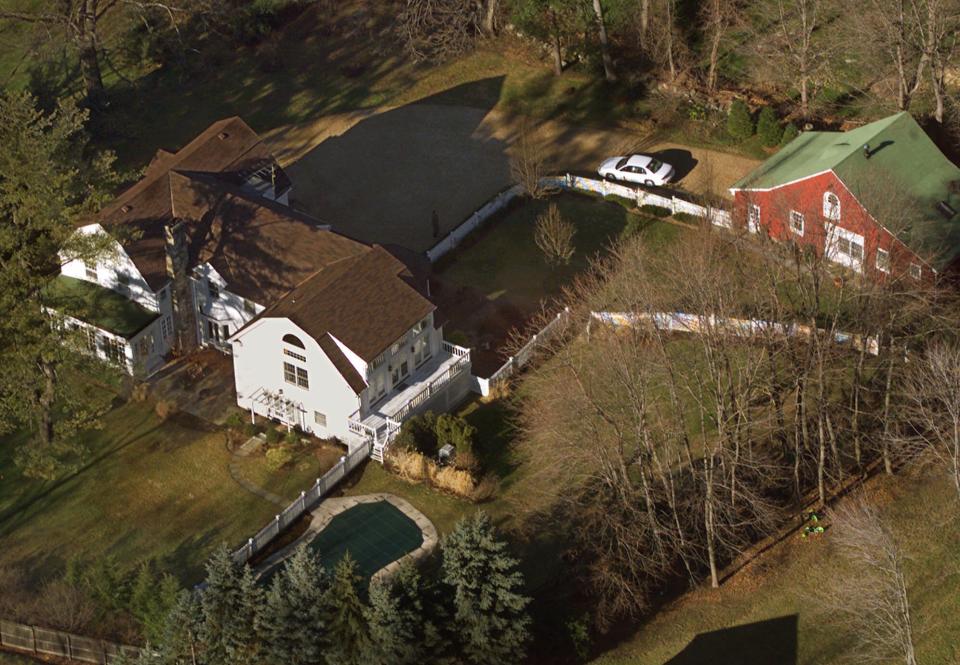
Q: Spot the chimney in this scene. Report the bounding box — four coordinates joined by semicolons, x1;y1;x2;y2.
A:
863;143;871;159
164;220;198;353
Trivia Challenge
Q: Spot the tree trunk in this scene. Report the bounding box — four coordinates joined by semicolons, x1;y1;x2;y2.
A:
35;358;57;449
75;0;105;106
882;349;896;475
705;456;719;588
482;0;498;35
640;0;649;36
550;10;563;76
707;18;723;91
800;74;809;119
592;0;617;82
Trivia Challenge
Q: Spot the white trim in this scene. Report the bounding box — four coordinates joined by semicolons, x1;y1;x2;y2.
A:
876;248;891;273
789;210;805;236
747;203;761;233
824;223;864;272
729;169;834;195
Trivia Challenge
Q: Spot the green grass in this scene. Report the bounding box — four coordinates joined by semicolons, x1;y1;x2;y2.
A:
43;275;158;338
436;192;677;311
233;441;343;503
0;651;40;665
592;471;960;665
0;399;279;586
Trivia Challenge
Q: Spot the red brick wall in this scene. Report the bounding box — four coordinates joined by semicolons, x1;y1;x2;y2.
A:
733;171;928;280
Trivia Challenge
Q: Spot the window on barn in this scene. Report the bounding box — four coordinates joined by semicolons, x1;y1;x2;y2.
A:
823;192;841;220
747;204;760;233
282;333;305;349
910;263;922;280
876;249;891;273
789;211;805;236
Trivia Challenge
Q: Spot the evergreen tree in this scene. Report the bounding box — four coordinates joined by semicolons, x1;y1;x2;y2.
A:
323;554;371;665
259;545;329;665
130;562;182;645
365;563;437;665
0;91;121;479
781;122;800;145
756;106;781;147
726;99;754;140
441;512;531;665
141;590;203;665
199;545;262;665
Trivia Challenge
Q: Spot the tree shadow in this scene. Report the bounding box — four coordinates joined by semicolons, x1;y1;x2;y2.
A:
651;148;698;183
665;615;799;665
283;76;510;252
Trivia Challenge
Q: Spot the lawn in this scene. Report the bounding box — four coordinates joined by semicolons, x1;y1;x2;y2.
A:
591;470;960;665
232;439;344;503
0;651;39;665
0;399;279;587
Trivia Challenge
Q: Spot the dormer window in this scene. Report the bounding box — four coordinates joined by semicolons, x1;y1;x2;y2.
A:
413;316;429;334
823;192;840;220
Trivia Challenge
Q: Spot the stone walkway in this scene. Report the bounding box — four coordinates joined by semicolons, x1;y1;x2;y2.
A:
228;435;287;507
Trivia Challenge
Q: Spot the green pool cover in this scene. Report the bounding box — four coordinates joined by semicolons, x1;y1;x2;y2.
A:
309;500;423;579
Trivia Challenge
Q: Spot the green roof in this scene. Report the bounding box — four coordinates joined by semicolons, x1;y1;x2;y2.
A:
44;276;159;338
732;112;960;268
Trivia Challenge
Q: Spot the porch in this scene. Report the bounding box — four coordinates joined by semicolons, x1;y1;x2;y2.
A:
348;342;471;462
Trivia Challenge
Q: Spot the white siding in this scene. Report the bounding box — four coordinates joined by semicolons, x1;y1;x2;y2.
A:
231;318;362;440
60;224;162;312
58;313;166;376
358;313;440;414
192;263;265;349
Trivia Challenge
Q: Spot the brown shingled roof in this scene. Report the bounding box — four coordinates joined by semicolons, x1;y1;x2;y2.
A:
267;246;436;362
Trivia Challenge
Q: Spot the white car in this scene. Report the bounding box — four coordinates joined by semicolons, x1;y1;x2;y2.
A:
597;154;675;187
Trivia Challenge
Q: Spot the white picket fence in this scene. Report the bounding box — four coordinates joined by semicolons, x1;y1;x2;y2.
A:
426;175;732;264
231;441;372;564
0;619;139;664
590;311;880;355
476;307;570;397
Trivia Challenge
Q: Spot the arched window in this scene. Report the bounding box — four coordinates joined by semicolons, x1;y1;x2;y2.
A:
282;333;305;349
823;192;841;220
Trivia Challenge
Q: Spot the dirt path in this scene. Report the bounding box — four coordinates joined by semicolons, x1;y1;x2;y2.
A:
265;103;761;253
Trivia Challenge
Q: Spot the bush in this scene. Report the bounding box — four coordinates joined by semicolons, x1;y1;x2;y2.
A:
470;473;500;502
391;449;430;482
131;383;149;403
430;465;476;497
284;428;301;446
639;204;672;218
673;212;702;225
264;427;282;446
225;413;245;430
243;421;261;438
445;330;470;347
435;414;477;456
603;194;637;210
154;400;175;421
781;122;800;145
396;411;439;456
727;99;754;141
265;446;293;471
756;107;781;147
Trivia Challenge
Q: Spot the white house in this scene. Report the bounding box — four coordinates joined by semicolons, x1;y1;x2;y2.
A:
48;117;471;457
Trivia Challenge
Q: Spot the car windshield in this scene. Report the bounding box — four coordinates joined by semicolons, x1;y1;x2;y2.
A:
647;159;663;173
616;157;629;170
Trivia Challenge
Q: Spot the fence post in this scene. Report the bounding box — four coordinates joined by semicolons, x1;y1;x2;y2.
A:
31;625;37;654
101;639;108;665
66;633;73;660
300;490;306;512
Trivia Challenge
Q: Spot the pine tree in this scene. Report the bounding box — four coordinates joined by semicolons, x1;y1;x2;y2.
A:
726;99;755;141
199;545;262;665
756;106;781;147
0;91;121;479
259;545;329;665
130;562;181;645
365;564;437;665
142;590;202;665
323;554;371;665
781;122;800;145
441;512;531;665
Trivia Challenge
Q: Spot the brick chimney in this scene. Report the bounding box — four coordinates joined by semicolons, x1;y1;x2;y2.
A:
164;220;198;353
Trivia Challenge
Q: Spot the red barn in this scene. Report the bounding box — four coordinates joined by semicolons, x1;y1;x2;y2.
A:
730;112;960;281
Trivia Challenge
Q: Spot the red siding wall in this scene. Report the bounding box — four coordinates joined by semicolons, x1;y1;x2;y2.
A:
733;171;927;280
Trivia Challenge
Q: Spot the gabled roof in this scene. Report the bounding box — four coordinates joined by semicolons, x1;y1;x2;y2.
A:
44;276;158;339
95;117;295;289
265;245;435;363
731;112;960;267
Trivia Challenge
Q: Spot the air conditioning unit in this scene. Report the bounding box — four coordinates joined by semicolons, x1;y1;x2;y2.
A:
438;444;456;465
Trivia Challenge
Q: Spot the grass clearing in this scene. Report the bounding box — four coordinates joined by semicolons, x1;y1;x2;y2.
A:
0;399;278;587
232;441;343;503
592;470;960;665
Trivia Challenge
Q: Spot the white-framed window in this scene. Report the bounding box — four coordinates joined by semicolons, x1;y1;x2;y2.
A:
825;223;865;271
104;338;126;364
284;348;306;363
833;235;863;260
822;192;841;220
372;373;386;399
161;315;173;339
84;261;98;281
413;316;429;334
283;361;309;388
876;248;891;273
747;204;760;233
391;341;401;354
207;279;219;300
370;351;385;369
314;411;327;427
910;263;922;280
789;211;804;236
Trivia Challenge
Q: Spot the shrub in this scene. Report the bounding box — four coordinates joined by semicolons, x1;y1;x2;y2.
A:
435;414;477;456
284;428;301;446
225;413;245;430
264;427;282;446
534;203;576;266
756;107;781;147
396;411;439;456
727;99;754;140
454;449;480;474
430;465;476;497
639;204;672;218
445;330;470;347
391;449;430;482
265;446;294;471
603;194;637;210
243;421;261;438
673;212;702;225
131;383;149;402
154;400;175;421
781;122;800;145
470;473;500;502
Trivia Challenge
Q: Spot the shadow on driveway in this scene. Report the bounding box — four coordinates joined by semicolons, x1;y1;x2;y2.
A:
665;615;799;665
286;77;511;253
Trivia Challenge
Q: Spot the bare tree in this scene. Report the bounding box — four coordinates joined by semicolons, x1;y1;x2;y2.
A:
534;203;576;265
701;0;740;92
591;0;617;82
852;0;928;111
820;495;918;665
509;127;547;197
921;0;960;123
397;0;483;62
